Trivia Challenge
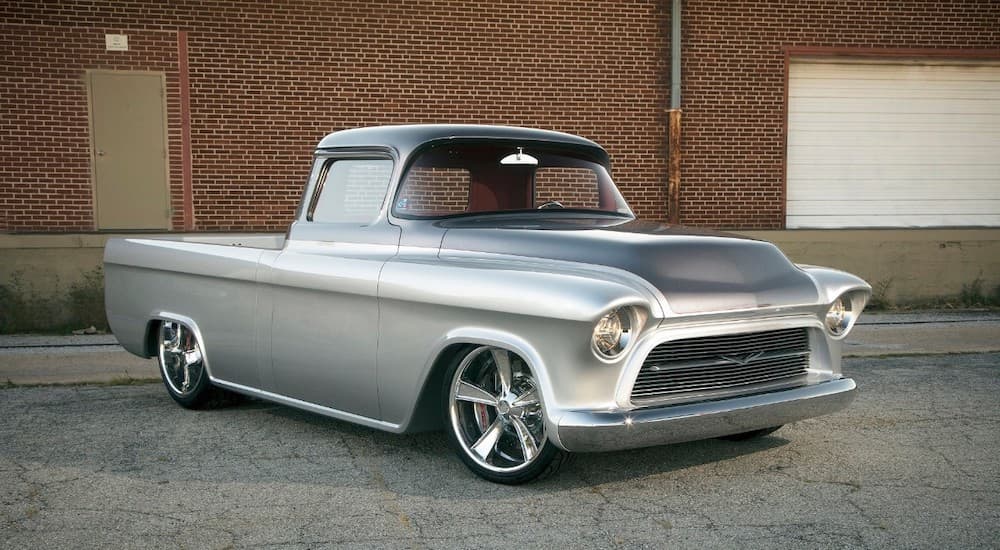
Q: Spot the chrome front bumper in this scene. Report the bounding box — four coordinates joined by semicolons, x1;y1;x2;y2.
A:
555;378;857;452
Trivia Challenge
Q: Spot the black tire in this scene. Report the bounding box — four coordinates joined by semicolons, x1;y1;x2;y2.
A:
156;321;236;409
441;345;569;484
717;425;783;441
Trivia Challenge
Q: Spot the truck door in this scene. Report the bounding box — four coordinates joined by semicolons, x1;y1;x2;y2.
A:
264;155;399;419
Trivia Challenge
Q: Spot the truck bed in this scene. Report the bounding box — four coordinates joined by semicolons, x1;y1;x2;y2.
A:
103;233;285;361
133;233;286;250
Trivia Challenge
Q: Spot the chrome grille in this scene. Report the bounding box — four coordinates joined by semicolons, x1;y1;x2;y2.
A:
631;328;810;402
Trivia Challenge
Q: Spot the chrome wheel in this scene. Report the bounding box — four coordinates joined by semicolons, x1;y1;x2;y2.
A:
158;321;205;397
448;346;547;473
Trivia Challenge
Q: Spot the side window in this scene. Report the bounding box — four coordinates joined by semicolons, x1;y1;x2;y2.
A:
534;167;600;209
311;159;393;223
396;167;470;215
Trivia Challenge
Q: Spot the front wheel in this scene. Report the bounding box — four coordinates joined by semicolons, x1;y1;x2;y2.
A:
443;345;569;484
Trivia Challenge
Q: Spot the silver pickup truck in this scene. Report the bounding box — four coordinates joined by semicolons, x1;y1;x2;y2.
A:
105;124;870;484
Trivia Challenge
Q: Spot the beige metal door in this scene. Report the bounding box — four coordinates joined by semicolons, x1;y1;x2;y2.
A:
88;71;170;229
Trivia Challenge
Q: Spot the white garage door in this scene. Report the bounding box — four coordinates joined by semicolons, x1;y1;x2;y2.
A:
786;59;1000;228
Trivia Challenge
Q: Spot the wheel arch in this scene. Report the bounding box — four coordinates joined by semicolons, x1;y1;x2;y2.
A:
399;328;564;448
142;318;161;357
143;311;217;380
403;342;475;433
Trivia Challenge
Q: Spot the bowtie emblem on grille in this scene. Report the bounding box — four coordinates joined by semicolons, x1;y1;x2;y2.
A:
719;350;765;365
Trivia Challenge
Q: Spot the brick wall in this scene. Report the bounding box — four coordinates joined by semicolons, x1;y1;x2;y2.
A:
397;166;603;214
1;1;997;233
0;0;666;232
535;168;600;209
398;168;471;215
0;25;182;231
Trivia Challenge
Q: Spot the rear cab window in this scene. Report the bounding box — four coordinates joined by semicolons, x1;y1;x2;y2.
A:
309;158;394;224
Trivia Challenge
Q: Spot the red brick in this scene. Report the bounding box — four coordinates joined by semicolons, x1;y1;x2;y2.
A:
0;1;997;232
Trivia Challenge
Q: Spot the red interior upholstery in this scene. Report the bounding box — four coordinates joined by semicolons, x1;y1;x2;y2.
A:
468;167;534;212
468;180;498;211
598;179;616;210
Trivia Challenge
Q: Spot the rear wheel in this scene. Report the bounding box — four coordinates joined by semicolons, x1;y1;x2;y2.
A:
156;321;233;409
443;345;568;484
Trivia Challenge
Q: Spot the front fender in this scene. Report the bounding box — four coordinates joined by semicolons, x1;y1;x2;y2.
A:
799;264;872;305
377;253;655;436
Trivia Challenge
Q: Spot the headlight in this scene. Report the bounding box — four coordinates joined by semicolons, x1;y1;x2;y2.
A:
825;295;858;337
593;307;633;358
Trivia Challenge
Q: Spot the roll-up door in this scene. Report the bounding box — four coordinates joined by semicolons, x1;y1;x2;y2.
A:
786;59;1000;228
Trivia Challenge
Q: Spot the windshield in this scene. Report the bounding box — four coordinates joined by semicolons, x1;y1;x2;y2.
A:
392;142;633;219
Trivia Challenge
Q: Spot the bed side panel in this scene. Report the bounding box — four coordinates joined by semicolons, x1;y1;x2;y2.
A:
104;238;263;388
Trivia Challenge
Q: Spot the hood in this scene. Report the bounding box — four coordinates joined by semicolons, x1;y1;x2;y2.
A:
438;217;819;315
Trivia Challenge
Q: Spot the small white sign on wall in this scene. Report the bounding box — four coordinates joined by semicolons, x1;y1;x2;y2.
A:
105;34;129;51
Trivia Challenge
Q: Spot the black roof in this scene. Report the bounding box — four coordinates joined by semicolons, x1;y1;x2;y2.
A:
316;124;609;166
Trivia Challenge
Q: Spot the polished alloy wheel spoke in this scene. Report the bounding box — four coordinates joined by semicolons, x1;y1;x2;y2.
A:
491;348;513;394
471;418;504;460
183;348;203;366
181;363;193;391
164;326;182;354
509;416;539;462
455;381;499;406
511;388;539;408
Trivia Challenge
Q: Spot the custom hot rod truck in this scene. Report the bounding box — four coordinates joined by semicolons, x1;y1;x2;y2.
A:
105;124;870;484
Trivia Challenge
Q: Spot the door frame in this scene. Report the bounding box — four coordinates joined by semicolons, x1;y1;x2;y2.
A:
85;69;172;231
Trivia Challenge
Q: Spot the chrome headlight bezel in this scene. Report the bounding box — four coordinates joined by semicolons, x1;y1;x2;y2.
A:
592;307;635;360
825;290;867;339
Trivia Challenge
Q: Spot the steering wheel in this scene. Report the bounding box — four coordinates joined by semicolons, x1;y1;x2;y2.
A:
537;201;565;210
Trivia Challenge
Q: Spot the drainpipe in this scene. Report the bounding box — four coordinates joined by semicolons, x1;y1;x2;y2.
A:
667;0;682;224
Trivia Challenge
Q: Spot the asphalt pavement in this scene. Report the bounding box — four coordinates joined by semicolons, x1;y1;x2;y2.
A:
1;353;997;548
0;310;998;548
